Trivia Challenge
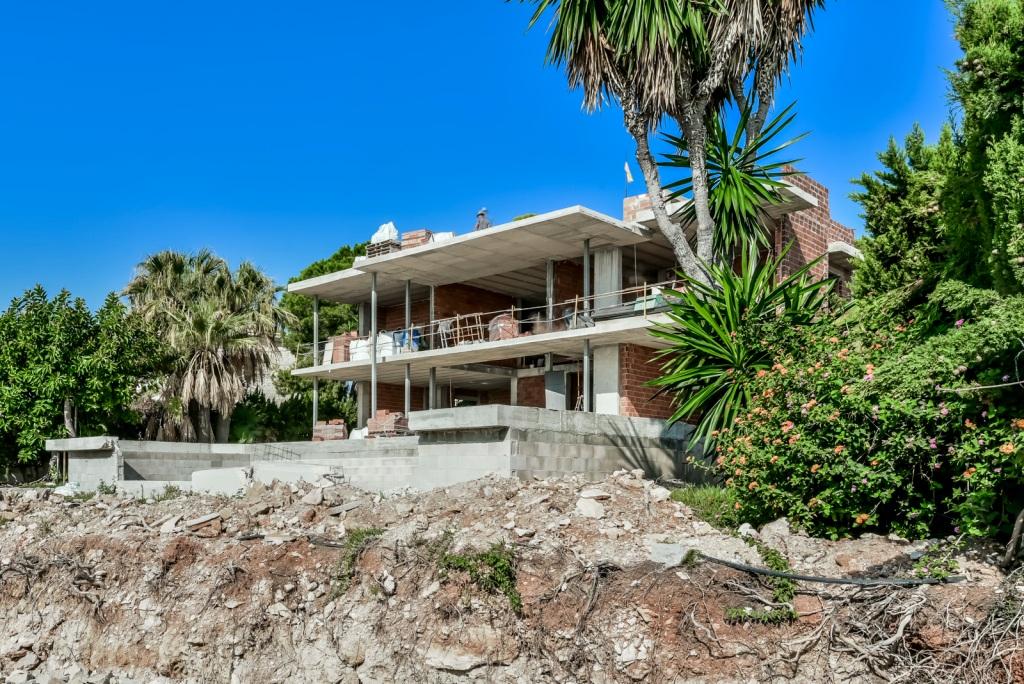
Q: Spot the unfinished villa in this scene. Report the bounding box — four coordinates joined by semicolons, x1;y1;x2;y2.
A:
48;175;857;494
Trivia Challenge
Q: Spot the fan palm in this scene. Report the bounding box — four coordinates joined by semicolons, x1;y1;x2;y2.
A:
650;242;836;448
125;251;291;442
521;0;824;271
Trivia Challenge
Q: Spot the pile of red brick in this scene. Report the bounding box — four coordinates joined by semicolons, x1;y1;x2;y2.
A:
312;419;349;441
367;410;410;438
401;229;432;249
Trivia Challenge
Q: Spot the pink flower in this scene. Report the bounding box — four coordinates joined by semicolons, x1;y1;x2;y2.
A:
955;319;965;328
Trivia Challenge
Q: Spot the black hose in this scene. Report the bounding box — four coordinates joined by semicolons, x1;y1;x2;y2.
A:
692;551;966;586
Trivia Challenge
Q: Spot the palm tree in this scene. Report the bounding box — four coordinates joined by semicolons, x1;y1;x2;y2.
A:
522;0;824;275
125;251;291;442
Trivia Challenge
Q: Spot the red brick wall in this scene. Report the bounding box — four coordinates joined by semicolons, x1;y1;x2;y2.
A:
775;173;855;281
516;375;546;408
375;382;425;414
621;174;855;286
379;283;515;332
618;344;675;420
554;260;584;303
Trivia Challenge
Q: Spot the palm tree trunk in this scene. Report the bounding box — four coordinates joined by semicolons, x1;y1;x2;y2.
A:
63;397;76;438
215;411;232;443
678;113;716;266
623;106;706;283
193;404;214;443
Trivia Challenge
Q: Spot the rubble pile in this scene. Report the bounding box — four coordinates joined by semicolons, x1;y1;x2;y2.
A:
0;471;1015;683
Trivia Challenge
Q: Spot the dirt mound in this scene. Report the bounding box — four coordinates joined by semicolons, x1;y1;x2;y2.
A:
0;472;1018;683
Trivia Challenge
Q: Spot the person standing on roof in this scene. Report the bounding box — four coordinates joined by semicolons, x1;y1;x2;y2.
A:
474;208;492;231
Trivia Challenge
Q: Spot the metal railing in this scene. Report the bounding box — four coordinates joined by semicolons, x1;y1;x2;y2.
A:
300;279;685;366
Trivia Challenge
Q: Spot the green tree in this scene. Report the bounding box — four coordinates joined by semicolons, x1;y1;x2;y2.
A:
0;287;161;467
125;250;291;443
850;124;956;297
520;0;824;277
274;242;367;433
279;242;365;351
943;0;1024;292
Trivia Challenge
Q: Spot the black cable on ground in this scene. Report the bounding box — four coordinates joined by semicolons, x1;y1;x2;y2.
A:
691;551;966;586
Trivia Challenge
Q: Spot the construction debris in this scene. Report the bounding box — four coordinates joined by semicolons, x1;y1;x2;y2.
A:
0;473;1016;683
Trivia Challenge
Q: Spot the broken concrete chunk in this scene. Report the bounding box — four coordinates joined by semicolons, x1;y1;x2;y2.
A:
247;502;271;516
575;498;605;519
647;486;671;503
184;513;221;531
158;515;181;535
326;500;363;517
579;487;611;500
300;488;323;506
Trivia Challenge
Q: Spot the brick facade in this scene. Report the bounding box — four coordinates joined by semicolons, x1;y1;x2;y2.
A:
775;173;855;281
554;260;584;303
516;375;546;408
380;283;515;333
375;382;426;414
618;344;675;420
621;173;855;284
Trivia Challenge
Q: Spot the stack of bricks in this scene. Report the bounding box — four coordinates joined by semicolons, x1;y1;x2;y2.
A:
367;240;401;258
401;229;433;249
312;419;349;441
328;332;359;363
367;409;410;438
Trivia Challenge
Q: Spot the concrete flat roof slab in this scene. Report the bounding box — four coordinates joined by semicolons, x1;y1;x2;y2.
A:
287;206;651;304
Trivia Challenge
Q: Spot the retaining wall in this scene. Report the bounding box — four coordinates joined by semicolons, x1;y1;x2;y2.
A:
47;406;701;493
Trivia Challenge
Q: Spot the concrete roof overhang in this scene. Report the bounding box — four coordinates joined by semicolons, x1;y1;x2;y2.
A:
292;313;671;387
287;206;652;305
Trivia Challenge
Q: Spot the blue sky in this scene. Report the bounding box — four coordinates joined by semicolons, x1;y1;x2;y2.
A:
0;1;961;308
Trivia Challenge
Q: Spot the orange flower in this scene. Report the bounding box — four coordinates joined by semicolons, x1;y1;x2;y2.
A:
964;419;976;430
855;513;869;525
781;420;795;433
716;455;726;466
757;369;768;378
1000;443;1017;455
1012;418;1024;430
810;464;821;474
748;481;759;491
808;497;820;508
834;445;845;455
770;455;779;464
828;336;839;344
734;502;742;510
763;389;775;399
870;459;880;467
735;468;743;476
788;434;800;445
841;385;852;395
963;470;974;479
725;478;734;487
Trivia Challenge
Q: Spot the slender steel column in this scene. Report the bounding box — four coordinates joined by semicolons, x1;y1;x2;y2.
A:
545;259;554;371
582;239;591;412
404;279;412;415
370;272;378;416
428;285;437;409
312;295;320;429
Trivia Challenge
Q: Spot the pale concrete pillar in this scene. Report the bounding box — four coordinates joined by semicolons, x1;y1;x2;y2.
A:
593;345;621;415
594;247;622;310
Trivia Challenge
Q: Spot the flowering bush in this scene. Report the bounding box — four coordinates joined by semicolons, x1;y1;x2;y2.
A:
714;286;1024;539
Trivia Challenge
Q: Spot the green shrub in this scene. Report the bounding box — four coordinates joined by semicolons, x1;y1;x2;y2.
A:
670;486;739;530
439;543;522;613
714;291;1024;539
651;242;835;448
